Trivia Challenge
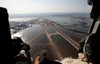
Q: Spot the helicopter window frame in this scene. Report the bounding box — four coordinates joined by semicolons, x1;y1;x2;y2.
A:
92;20;100;33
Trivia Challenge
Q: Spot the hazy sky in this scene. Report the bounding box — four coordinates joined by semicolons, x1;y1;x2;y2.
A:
0;0;92;14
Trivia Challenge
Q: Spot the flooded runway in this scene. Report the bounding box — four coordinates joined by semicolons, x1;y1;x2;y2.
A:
14;18;85;61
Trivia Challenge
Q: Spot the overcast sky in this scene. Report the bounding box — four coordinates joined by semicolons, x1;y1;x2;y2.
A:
0;0;92;14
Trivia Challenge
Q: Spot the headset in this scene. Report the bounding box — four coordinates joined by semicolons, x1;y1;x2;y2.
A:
83;34;93;59
83;33;99;64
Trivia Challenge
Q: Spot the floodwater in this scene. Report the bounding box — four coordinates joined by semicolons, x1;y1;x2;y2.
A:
12;18;87;61
47;27;56;33
51;34;78;58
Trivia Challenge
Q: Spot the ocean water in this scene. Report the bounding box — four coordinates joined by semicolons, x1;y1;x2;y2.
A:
9;13;92;33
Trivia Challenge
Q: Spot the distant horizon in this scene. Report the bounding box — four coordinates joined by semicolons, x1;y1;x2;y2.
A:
9;12;90;15
9;12;90;18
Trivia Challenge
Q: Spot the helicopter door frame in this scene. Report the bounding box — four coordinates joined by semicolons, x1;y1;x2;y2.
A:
88;15;100;34
91;20;100;33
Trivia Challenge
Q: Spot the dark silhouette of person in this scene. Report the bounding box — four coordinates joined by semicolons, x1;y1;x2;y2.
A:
78;1;100;64
0;7;13;64
0;7;31;64
88;0;100;19
78;33;99;64
83;33;99;64
12;37;31;64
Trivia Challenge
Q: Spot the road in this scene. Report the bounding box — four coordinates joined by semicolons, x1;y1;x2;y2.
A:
12;18;86;61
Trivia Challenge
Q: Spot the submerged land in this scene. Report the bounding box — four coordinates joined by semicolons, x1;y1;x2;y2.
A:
11;17;88;61
9;13;92;61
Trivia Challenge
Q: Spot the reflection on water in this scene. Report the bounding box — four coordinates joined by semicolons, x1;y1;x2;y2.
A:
47;16;91;33
12;24;43;43
51;34;78;58
10;13;92;33
33;33;49;43
47;27;56;33
10;13;91;60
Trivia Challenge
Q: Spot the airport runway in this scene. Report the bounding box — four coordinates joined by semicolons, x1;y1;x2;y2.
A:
14;18;86;61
